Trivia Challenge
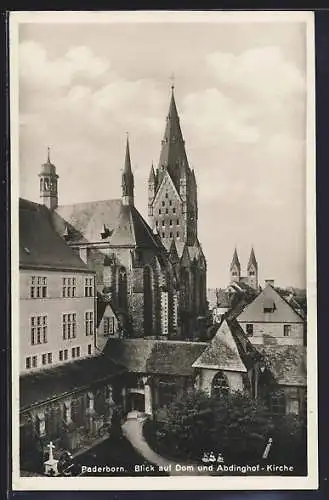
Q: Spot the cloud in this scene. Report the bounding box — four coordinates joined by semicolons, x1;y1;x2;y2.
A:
206;46;305;102
19;40;110;91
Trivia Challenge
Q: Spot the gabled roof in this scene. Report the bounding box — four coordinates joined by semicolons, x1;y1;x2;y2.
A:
104;338;208;376
258;345;306;386
237;284;305;323
20;354;126;410
54;199;122;244
192;320;247;372
55;199;161;251
109;205;163;249
20;198;90;272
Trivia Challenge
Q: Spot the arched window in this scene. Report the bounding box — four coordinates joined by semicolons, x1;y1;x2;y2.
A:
40;178;44;191
212;371;229;397
118;267;128;311
143;266;153;335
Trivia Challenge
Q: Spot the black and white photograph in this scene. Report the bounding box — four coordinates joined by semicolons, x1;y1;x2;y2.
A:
10;10;317;491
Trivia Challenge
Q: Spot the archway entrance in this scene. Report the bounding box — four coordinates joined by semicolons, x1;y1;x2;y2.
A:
127;392;145;413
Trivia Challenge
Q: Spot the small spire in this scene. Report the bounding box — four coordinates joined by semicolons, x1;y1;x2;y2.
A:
122;134;134;205
47;146;51;163
124;134;132;174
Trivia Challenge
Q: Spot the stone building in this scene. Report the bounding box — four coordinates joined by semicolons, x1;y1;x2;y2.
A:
19;197;96;374
237;282;306;346
147;86;207;337
50;139;179;339
19;197;125;471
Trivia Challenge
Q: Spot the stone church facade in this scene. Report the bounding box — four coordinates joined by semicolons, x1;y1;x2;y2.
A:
42;87;207;340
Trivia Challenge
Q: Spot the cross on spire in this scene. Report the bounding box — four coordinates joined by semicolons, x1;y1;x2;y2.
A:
170;73;175;91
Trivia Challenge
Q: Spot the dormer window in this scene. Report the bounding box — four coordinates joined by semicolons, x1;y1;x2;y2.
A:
101;224;111;239
263;299;276;313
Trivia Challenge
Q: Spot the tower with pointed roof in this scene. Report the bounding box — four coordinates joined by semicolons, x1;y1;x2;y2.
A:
247;247;258;290
230;248;241;283
148;85;198;247
147;85;207;338
39;147;59;210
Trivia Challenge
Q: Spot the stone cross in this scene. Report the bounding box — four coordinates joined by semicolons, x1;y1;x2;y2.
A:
47;441;55;462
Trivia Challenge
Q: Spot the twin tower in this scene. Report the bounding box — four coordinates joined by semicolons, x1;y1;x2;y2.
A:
230;247;259;290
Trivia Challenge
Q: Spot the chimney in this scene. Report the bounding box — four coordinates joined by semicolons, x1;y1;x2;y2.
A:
265;279;275;287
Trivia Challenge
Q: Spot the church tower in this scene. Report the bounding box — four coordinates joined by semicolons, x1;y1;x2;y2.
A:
148;85;198;247
247;247;258;289
38;147;58;211
121;135;134;206
230;248;241;283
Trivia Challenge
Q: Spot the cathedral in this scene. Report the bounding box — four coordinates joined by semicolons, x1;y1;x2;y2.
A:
230;247;259;290
41;86;207;340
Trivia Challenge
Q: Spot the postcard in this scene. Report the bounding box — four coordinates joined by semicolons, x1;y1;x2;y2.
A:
10;10;317;490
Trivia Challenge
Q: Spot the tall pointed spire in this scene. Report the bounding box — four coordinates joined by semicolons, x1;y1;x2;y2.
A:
158;85;189;189
121;134;134;206
230;247;241;271
248;247;258;270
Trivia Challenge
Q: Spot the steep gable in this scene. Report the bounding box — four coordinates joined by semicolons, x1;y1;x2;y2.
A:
152;168;182;209
237;284;304;324
193;320;247;372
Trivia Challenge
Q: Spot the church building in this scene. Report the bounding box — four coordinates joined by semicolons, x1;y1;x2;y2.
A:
148;86;207;337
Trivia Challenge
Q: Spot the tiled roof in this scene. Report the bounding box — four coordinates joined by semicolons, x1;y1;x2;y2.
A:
20;354;126;410
110;205;161;249
237;284;305;323
192;320;247;372
258;345;306;386
55;198;162;251
19;198;90;272
104;338;208;376
54;199;122;244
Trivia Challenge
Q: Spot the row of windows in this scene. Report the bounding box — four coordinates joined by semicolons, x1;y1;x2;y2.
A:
29;276;94;299
30;312;94;345
25;344;92;369
160;231;180;239
246;324;292;337
158;207;176;215
156;219;179;227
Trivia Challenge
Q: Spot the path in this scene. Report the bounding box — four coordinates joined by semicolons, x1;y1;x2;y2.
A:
122;414;209;476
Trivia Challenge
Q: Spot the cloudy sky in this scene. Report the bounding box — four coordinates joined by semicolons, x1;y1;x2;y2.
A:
17;13;309;289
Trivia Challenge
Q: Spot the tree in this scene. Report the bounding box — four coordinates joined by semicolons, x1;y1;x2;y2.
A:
156;390;274;463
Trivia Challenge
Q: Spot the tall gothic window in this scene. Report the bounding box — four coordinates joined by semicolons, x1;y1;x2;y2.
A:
212;371;229;397
118;267;128;311
143;266;153;335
